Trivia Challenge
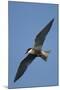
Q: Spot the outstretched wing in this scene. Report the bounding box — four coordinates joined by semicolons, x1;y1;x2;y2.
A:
14;54;37;82
34;19;54;50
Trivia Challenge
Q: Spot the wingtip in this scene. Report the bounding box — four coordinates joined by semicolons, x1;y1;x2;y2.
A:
49;18;54;26
14;78;17;83
14;76;18;83
52;18;54;22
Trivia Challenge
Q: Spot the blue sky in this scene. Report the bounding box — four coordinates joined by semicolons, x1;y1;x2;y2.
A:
8;1;58;88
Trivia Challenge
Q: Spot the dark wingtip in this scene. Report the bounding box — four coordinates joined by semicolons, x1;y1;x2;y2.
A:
48;18;54;28
14;78;17;83
14;76;18;83
51;18;54;24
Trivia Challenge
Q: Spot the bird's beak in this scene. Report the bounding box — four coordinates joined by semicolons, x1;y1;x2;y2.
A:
25;51;27;54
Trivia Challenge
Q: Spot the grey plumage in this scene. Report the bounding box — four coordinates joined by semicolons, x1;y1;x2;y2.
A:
34;19;54;50
14;54;37;82
14;18;54;82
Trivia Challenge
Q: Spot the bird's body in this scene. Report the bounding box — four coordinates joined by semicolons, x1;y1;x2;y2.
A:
28;48;48;60
14;18;54;82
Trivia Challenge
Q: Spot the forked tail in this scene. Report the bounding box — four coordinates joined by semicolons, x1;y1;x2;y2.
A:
40;50;51;61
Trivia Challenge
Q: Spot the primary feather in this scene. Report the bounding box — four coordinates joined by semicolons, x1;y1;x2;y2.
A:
14;54;37;82
34;19;54;50
14;18;54;82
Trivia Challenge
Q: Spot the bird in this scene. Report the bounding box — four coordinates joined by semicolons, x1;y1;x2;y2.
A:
14;18;54;82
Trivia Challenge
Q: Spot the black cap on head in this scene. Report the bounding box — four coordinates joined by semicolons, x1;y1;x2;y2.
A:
25;48;32;54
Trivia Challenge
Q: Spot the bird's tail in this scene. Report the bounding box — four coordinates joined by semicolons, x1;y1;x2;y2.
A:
40;50;51;61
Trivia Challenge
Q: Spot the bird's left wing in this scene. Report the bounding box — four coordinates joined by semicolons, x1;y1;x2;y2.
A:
34;19;54;50
14;54;37;82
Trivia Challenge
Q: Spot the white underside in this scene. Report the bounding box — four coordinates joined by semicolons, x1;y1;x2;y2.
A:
41;50;48;57
28;49;48;57
28;49;35;54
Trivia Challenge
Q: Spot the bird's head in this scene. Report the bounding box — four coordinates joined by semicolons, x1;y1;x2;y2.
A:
25;48;32;54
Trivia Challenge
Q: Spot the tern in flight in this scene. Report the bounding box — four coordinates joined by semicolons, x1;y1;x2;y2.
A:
14;18;54;82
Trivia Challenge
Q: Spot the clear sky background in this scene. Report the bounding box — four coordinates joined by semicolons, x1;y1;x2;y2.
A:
8;1;58;88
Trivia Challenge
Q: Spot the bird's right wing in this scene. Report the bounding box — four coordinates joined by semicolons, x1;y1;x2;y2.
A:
34;19;54;50
14;54;37;82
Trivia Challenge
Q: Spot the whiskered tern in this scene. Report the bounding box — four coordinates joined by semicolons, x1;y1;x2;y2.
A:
14;19;54;82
